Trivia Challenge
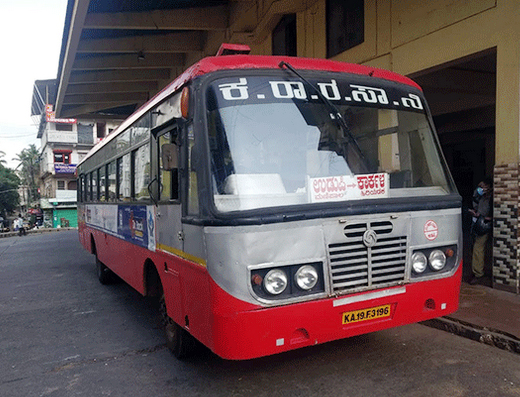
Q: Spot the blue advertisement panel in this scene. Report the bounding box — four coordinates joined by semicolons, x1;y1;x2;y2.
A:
85;204;156;251
118;205;149;248
55;163;77;174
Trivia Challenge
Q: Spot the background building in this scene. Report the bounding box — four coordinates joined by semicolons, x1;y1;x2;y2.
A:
31;79;121;227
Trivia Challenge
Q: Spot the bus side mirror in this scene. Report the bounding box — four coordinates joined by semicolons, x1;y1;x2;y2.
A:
161;143;178;171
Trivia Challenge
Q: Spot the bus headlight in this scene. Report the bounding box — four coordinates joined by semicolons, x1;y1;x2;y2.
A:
429;250;446;271
263;269;288;295
295;265;318;290
412;252;427;273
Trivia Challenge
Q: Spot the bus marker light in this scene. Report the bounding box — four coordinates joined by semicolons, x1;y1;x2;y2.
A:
251;274;263;286
181;86;189;118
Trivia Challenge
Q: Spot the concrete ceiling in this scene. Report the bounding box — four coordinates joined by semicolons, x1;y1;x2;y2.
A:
55;0;496;125
411;50;497;117
55;0;242;120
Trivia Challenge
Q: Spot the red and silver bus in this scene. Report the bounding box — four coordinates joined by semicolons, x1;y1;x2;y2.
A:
77;45;462;360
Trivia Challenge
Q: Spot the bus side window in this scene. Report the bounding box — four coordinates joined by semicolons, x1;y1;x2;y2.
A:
187;124;199;215
108;161;117;201
83;174;88;202
118;154;132;201
99;165;107;202
93;169;99;201
87;172;91;202
78;175;83;202
159;130;179;201
134;143;151;201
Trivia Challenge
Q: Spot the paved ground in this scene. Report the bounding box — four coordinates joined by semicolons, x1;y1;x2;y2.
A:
1;231;520;397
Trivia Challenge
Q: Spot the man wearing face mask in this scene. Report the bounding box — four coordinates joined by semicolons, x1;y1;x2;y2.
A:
468;178;493;285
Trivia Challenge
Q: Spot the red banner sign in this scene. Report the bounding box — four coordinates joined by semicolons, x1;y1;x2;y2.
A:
45;104;77;124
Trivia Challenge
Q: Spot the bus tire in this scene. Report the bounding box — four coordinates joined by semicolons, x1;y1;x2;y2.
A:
96;256;113;285
160;295;196;359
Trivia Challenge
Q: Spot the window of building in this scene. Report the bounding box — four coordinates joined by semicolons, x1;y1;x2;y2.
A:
55;123;73;132
326;0;364;58
54;151;71;164
97;122;106;139
57;180;65;190
78;123;94;145
272;14;297;56
68;180;77;190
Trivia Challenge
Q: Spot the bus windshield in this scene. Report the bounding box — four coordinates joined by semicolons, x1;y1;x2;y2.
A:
206;74;453;213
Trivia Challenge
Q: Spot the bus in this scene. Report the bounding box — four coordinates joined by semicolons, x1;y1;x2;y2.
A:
77;44;462;360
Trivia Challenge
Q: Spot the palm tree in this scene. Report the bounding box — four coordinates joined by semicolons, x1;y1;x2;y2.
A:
0;151;6;166
13;145;40;204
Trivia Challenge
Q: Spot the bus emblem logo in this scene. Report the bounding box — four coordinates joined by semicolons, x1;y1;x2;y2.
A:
363;229;378;248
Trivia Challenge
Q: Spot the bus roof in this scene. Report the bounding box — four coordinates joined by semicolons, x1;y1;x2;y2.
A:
78;55;421;167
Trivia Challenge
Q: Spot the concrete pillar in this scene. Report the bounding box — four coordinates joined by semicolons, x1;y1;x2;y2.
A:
493;37;520;294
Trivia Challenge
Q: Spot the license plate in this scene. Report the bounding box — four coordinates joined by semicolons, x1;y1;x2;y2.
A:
342;304;391;325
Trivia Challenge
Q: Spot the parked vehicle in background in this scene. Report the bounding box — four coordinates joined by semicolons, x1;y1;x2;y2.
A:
77;44;462;360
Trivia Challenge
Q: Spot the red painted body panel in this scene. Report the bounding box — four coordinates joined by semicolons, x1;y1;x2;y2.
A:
79;222;461;361
79;223;214;347
209;264;462;360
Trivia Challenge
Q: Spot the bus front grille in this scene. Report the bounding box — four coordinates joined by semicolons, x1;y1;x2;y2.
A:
328;235;407;293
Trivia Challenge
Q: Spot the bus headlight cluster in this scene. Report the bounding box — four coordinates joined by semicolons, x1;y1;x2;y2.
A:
251;263;324;300
412;249;449;274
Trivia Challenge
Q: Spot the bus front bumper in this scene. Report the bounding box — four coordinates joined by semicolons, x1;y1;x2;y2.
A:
210;263;462;360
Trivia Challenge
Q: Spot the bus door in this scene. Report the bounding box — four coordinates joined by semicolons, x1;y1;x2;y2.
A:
154;125;184;254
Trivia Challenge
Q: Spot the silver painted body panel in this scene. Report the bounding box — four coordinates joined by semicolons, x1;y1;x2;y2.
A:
201;208;461;306
183;223;207;262
157;204;183;251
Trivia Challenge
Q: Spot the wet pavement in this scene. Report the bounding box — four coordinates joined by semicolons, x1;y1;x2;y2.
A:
3;228;520;356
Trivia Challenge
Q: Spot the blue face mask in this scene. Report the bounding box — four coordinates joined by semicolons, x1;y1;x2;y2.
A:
476;187;484;196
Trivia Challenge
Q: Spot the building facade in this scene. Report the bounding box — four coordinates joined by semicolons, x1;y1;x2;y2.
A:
32;81;121;227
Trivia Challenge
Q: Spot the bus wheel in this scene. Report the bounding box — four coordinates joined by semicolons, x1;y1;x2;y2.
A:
159;295;196;359
96;256;113;285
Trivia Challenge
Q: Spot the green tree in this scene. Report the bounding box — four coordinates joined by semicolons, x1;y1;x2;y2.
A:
0;150;6;166
0;166;20;216
13;144;40;205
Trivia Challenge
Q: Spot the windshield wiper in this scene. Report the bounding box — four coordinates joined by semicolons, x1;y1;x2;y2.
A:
278;61;368;168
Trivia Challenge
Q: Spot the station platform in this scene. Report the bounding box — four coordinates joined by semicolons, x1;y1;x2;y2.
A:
423;282;520;354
